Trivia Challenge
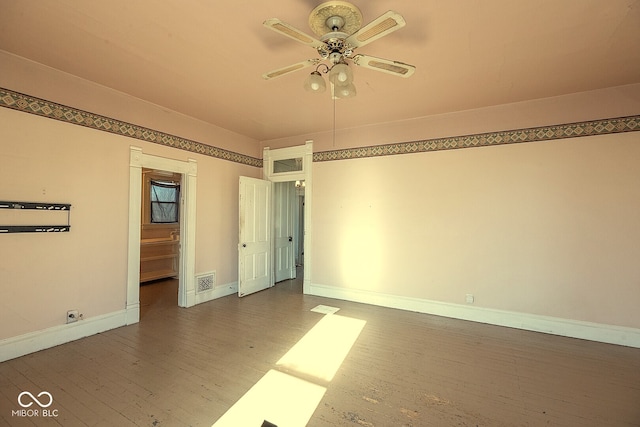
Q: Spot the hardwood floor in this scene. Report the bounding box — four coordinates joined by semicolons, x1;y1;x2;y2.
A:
1;275;639;426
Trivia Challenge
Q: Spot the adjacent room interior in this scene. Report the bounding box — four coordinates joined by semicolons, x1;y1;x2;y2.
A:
1;1;639;425
139;168;181;313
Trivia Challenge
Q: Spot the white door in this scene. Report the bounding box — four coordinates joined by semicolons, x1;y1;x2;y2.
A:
274;182;296;282
238;176;271;297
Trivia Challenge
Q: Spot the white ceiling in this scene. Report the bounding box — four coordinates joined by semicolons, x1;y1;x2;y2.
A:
1;0;639;142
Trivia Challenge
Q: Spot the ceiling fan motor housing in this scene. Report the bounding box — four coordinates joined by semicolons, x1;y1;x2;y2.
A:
309;2;364;62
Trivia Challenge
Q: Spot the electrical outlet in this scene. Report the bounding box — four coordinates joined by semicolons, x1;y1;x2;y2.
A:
67;310;79;323
465;294;474;304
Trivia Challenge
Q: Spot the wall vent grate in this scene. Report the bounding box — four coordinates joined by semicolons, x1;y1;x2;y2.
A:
196;271;216;293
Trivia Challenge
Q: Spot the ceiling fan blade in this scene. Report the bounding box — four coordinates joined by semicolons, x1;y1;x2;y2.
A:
262;59;320;80
345;11;406;49
264;18;325;49
352;54;416;78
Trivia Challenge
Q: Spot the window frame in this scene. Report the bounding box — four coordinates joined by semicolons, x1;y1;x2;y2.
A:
150;179;180;224
141;169;182;226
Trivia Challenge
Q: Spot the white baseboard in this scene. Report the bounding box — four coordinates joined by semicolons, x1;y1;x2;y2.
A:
125;302;140;325
1;282;239;362
309;283;640;349
185;288;196;307
195;281;238;305
0;310;129;362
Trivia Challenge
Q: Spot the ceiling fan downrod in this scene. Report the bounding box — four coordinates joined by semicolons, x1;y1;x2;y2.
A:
326;15;345;32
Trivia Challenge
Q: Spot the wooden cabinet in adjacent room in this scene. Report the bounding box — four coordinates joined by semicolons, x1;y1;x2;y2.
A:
140;237;179;282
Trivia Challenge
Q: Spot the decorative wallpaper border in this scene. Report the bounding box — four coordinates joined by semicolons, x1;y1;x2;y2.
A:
2;86;638;166
0;87;262;168
313;115;640;162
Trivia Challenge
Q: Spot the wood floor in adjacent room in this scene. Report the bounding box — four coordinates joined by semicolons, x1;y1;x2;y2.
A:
1;274;639;426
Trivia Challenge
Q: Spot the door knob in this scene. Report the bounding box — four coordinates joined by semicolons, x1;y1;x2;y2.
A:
288;236;293;242
242;243;246;248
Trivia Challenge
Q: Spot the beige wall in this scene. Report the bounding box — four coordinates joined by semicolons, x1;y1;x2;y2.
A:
0;107;130;338
261;83;640;152
0;53;261;341
258;84;640;335
0;106;259;340
0;50;260;158
1;48;638;346
311;131;640;329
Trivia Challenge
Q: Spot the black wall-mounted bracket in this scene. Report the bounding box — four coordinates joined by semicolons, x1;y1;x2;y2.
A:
0;201;71;233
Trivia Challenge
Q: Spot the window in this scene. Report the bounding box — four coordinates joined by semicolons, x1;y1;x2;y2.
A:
150;180;180;223
273;157;303;173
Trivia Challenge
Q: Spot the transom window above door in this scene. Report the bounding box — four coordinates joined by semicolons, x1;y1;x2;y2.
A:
273;157;303;173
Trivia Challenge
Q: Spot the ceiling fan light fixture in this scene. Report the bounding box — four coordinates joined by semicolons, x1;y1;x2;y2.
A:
334;82;356;99
304;71;327;93
328;62;353;86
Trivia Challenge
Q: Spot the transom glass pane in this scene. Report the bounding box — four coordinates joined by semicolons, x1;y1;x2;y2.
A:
273;157;303;173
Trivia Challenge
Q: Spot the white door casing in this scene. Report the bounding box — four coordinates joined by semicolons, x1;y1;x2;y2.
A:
238;176;272;297
263;141;312;294
127;147;197;324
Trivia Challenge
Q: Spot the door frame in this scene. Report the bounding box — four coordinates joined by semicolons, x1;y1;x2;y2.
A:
263;141;313;294
126;146;197;324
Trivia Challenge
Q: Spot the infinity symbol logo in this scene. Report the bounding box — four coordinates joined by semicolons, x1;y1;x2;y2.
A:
18;391;53;408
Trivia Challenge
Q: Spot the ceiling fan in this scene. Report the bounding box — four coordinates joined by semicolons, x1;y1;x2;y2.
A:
262;0;416;98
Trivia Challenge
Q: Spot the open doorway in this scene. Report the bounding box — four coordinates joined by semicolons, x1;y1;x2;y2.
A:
262;141;312;294
273;180;305;287
295;181;305;269
238;142;311;297
126;147;197;325
139;168;181;318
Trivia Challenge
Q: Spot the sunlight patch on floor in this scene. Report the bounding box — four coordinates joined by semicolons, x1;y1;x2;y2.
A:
277;314;366;383
212;369;326;427
310;304;340;315
213;310;366;427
